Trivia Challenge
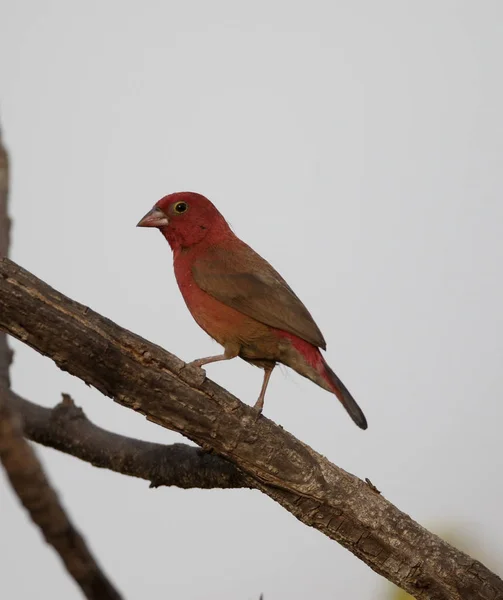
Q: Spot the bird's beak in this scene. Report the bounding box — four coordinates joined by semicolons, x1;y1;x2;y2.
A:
136;207;170;228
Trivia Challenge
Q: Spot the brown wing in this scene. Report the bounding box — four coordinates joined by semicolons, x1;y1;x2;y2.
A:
192;243;327;350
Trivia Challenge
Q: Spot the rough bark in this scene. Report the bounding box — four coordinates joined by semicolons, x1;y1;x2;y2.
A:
0;128;121;600
0;387;122;600
0;125;11;386
9;390;250;490
0;257;501;600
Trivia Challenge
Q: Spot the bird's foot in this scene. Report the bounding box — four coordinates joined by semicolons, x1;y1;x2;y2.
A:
186;358;206;369
252;397;264;419
178;362;206;386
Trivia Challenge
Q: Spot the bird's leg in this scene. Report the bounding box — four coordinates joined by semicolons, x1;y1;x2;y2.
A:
187;343;239;369
254;365;275;413
188;354;231;368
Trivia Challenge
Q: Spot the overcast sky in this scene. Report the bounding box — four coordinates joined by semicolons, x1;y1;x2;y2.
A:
1;1;502;598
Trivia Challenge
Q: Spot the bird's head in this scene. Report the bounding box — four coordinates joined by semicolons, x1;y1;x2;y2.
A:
137;191;230;250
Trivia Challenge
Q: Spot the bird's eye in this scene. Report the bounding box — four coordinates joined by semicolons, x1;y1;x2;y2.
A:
173;201;188;214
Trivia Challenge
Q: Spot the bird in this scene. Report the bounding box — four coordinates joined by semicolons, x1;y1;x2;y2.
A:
137;192;367;429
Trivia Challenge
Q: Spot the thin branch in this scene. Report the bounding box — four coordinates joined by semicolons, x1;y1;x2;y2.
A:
0;127;121;600
9;390;250;490
0;123;12;387
0;386;122;599
0;259;502;600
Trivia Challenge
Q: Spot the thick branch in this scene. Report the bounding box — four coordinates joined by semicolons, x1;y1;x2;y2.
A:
0;258;501;600
0;125;11;387
0;387;122;600
9;390;250;490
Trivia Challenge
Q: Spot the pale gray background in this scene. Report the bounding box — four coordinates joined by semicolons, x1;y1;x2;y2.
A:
1;1;502;598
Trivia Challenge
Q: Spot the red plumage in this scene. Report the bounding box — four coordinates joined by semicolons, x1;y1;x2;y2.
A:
137;192;367;429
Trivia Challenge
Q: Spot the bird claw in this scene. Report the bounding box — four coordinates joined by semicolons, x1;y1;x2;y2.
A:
186;358;205;369
252;403;264;421
178;362;206;386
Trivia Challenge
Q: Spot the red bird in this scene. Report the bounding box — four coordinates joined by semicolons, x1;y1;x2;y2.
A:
137;192;367;429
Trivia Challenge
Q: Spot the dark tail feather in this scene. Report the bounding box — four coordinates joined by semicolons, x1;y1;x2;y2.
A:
323;362;368;430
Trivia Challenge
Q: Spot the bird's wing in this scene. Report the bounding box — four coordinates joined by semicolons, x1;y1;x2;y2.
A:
191;243;327;349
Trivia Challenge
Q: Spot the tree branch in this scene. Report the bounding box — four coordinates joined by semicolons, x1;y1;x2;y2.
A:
0;127;121;600
0;124;12;387
9;390;251;490
0;387;122;600
0;257;501;600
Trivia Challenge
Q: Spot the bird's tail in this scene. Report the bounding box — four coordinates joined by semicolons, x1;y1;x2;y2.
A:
276;331;367;429
321;360;368;430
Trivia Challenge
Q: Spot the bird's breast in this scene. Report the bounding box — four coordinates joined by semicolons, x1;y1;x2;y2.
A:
173;255;281;358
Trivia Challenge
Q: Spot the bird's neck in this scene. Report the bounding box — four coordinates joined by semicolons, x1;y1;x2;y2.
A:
160;218;235;256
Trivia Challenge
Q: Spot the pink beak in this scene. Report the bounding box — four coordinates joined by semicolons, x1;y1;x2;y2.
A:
136;207;170;228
